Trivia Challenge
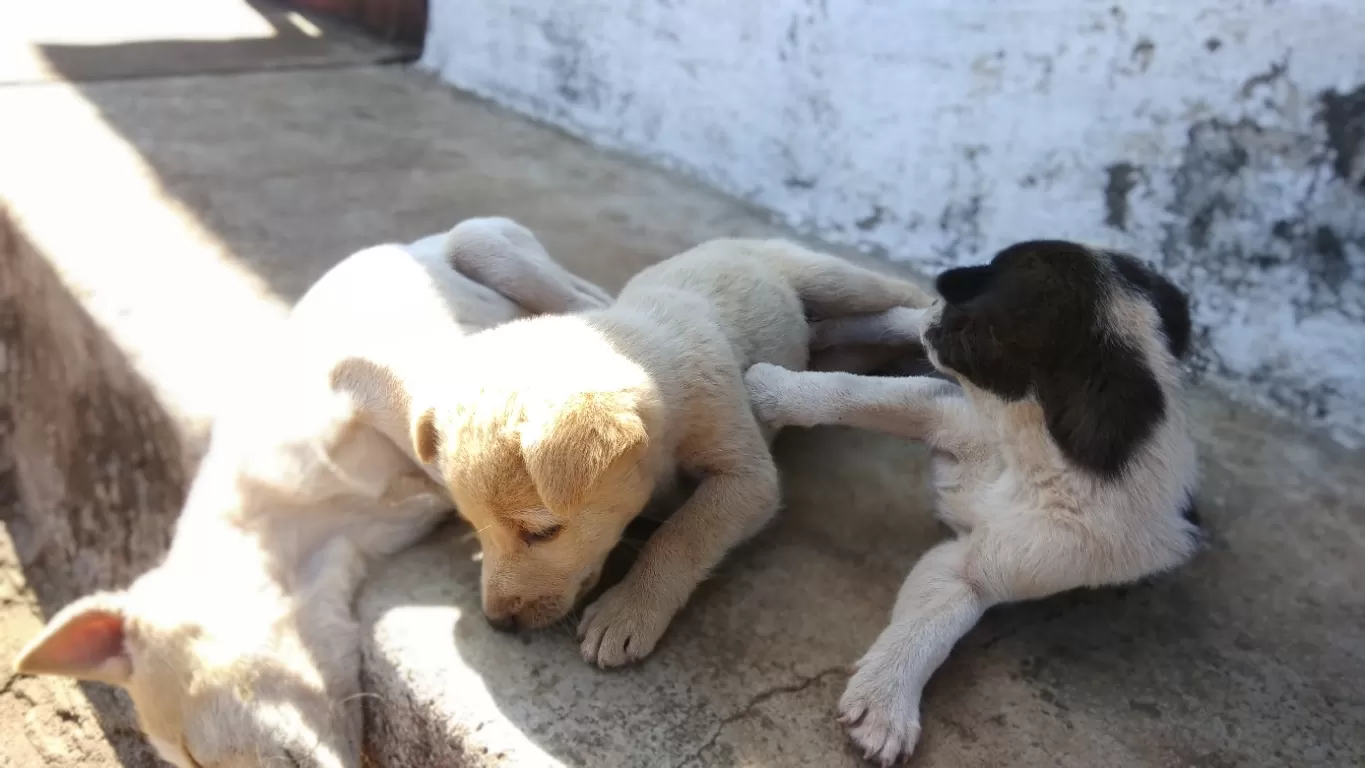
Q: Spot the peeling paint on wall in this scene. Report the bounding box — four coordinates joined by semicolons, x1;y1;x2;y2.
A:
423;0;1365;445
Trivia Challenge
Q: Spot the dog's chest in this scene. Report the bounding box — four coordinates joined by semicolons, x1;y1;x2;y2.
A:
928;448;1009;534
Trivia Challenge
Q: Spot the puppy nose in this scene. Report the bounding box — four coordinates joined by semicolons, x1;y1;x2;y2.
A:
486;613;519;633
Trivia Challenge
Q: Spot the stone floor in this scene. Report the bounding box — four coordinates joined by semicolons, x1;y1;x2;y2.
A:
2;2;1362;767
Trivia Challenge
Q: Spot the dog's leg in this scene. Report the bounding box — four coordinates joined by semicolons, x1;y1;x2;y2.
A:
745;366;962;444
839;522;1120;765
787;255;935;317
444;218;610;313
578;405;779;668
811;307;928;350
838;536;988;765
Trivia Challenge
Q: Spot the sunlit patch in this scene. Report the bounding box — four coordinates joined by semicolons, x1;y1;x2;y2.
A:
0;74;291;441
283;11;324;38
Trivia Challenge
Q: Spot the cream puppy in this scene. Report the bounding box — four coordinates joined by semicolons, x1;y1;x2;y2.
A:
410;238;933;667
12;218;610;768
745;240;1203;764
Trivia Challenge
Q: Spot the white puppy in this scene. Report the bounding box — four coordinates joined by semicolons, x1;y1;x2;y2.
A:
745;240;1203;765
12;218;610;768
409;238;934;668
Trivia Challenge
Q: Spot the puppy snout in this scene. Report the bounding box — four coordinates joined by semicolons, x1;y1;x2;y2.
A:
484;594;525;632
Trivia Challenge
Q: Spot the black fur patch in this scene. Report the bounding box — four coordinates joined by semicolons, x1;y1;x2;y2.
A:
924;241;1174;480
934;264;998;305
1106;251;1194;360
1179;495;1202;528
1178;493;1208;548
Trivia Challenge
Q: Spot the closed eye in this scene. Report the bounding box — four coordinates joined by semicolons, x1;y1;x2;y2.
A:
519;524;563;544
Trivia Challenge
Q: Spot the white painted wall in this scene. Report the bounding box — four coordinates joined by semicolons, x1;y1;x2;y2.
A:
423;0;1365;446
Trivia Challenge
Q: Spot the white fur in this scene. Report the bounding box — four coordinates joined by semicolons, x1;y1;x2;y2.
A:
746;284;1201;764
412;239;934;668
13;218;611;767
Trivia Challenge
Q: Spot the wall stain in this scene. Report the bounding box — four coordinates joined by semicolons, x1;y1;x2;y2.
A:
1318;83;1365;187
856;205;886;231
540;18;606;112
1160;112;1365;435
1131;38;1155;73
1103;162;1140;231
1311;225;1350;291
1239;58;1288;98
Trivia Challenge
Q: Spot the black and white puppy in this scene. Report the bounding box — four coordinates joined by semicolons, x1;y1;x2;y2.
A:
745;240;1202;765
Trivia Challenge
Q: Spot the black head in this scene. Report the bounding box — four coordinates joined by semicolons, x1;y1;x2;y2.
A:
923;240;1192;479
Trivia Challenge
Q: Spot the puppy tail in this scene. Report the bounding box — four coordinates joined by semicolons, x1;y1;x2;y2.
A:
439;218;610;313
764;241;934;317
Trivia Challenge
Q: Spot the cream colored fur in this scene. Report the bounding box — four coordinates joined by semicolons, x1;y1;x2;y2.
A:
745;287;1201;764
12;218;611;768
412;238;933;667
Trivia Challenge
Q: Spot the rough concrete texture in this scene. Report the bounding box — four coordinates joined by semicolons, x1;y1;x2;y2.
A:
423;0;1365;448
2;3;1364;768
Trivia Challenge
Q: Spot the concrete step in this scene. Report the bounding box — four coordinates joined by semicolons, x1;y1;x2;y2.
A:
2;12;1362;768
0;0;400;85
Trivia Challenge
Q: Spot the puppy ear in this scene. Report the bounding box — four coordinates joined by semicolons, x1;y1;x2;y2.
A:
934;264;996;305
1144;275;1193;360
14;593;133;686
1035;339;1166;479
412;407;441;464
1105;251;1194;360
520;395;648;511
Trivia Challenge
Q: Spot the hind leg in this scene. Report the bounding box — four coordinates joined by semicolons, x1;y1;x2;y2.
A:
811;306;929;349
445;217;611;313
790;253;935;318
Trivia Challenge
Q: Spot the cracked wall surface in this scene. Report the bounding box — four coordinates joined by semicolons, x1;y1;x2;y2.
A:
423;0;1365;445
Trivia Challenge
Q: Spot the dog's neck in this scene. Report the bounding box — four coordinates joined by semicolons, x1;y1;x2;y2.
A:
156;455;373;670
957;382;1059;459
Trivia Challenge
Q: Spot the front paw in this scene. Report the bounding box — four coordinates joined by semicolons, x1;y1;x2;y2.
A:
838;655;923;766
577;581;676;668
744;363;792;430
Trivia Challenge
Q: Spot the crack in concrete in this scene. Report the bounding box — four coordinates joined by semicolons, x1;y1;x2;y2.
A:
673;666;847;768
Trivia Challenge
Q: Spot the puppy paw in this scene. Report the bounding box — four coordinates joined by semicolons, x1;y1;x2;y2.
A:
744;363;793;429
577;581;675;668
837;657;923;766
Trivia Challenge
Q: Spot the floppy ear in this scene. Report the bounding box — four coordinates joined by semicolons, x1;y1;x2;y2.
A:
14;593;133;686
1034;338;1167;479
519;395;648;511
1104;251;1194;360
412;407;441;464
